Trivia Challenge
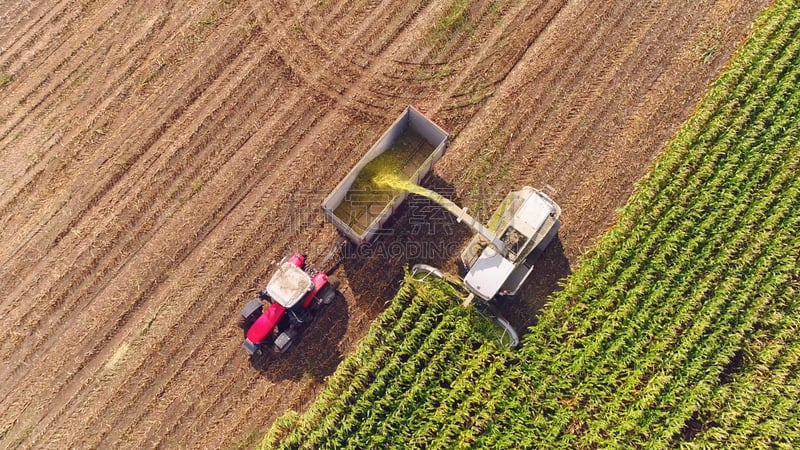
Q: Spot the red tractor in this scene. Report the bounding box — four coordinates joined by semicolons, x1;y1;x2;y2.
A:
239;253;339;356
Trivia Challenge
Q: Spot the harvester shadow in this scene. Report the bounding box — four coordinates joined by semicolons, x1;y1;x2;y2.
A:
251;294;350;382
491;236;571;337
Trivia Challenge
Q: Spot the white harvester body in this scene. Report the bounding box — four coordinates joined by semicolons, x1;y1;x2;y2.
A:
459;187;561;301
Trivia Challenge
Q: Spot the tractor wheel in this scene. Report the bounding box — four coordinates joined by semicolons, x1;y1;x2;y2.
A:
239;299;263;331
317;284;338;305
275;328;300;353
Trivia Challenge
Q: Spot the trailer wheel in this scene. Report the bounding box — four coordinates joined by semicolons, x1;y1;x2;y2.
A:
312;276;340;307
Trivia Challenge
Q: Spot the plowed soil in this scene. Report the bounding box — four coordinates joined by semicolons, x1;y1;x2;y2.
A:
0;0;768;448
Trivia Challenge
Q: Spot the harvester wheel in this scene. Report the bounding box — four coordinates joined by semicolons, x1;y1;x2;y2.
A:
493;315;520;349
410;264;444;281
474;303;520;349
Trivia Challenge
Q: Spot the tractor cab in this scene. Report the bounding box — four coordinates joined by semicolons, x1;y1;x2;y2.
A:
266;260;315;308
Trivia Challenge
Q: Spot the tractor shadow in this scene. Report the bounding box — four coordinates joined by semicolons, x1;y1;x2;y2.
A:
491;236;572;336
251;292;351;381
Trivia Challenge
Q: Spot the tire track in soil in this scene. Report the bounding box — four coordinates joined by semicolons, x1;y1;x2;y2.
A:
266;0;442;120
0;0;78;76
0;0;127;146
0;2;208;261
0;0;119;213
0;0;216;253
0;4;185;278
0;6;178;296
349;0;560;121
429;0;568;122
0;0;256;324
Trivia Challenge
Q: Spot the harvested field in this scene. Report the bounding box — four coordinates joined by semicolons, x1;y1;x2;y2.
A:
0;0;769;447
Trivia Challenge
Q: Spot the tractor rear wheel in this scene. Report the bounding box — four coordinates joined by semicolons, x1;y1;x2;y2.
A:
318;285;337;305
314;276;340;306
239;299;263;331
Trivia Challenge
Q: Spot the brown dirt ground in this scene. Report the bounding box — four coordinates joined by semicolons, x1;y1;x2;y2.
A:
0;0;769;448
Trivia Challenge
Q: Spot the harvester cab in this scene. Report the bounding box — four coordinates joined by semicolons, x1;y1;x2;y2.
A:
406;186;560;348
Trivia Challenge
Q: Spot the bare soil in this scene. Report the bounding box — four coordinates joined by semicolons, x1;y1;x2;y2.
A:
0;0;769;448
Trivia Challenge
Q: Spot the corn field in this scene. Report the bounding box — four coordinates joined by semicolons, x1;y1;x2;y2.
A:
262;0;800;447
